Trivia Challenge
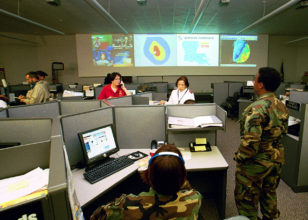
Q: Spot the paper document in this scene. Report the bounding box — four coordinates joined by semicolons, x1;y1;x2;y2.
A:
168;115;223;128
0;167;49;205
63;90;84;97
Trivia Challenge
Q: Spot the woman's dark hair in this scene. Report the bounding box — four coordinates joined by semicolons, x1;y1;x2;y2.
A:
184;99;196;104
36;70;48;77
104;73;112;84
140;144;187;195
176;76;189;88
109;72;122;82
258;67;281;92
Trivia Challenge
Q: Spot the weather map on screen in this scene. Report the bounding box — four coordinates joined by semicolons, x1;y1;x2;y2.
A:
220;35;258;67
91;34;134;67
134;34;177;67
177;34;219;66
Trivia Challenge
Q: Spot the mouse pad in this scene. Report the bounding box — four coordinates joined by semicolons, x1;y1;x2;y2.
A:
128;151;148;160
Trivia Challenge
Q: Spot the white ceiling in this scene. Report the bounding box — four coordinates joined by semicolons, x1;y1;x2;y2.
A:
0;0;308;36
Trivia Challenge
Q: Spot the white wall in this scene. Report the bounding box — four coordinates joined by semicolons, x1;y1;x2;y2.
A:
1;34;307;93
0;33;38;84
268;36;308;83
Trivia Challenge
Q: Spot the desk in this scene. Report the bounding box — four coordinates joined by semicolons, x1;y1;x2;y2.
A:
72;147;228;218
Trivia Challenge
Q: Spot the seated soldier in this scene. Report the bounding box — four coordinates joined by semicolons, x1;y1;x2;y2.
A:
91;144;202;220
18;72;49;104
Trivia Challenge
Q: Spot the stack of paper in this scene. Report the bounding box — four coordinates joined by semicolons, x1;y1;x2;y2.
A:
168;115;223;128
62;90;84;97
0;167;49;208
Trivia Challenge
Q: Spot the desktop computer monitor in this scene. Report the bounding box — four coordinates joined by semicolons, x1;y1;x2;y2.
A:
246;81;254;87
78;124;119;166
128;89;136;95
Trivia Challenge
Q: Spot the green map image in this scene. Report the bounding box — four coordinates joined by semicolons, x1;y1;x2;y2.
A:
233;40;250;63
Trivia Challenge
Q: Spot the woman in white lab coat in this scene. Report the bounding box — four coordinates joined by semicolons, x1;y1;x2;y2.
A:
161;76;195;105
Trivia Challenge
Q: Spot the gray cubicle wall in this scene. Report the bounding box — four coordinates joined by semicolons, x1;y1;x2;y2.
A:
137;92;153;100
275;82;286;97
60;100;101;115
282;103;308;192
125;83;140;90
106;96;133;106
60;107;114;168
213;82;243;106
228;82;243;97
0;108;7;118
213;83;229;106
115;105;165;149
132;95;149;105
166;104;226;147
0;137;72;219
152;92;167;101
290;91;308;104
0;140;50;179
94;86;104;99
7;101;60;118
48;136;73;219
0;118;52;144
289;83;306;89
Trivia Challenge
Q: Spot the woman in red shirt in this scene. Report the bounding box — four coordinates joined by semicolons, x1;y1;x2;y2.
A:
98;72;131;100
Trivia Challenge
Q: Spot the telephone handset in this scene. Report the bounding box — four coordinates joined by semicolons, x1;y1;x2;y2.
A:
150;140;158;149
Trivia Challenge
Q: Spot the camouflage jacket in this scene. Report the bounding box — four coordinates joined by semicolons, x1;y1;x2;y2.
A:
90;186;202;220
234;93;289;166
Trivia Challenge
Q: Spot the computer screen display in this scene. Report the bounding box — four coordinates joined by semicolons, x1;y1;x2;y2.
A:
128;89;136;95
246;81;254;86
78;124;119;165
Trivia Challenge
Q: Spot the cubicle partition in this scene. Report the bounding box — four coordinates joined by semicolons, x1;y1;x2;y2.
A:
166;104;226;147
213;83;229;106
114;105;165;149
59;104;228;219
60;107;114;168
228;82;243;97
132;95;149;105
105;96;133;106
213;82;243;106
152;92;167;101
137;92;153;100
0;137;72;219
94;86;104;99
0;108;7;118
290;91;308;103
281;99;308;192
7;101;60;118
0;118;52;145
125;83;140;90
59;100;101;115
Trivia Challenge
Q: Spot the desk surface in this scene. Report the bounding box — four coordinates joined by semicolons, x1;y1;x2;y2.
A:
72;146;228;207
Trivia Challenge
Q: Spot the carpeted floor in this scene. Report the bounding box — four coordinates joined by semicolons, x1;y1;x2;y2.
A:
200;118;308;220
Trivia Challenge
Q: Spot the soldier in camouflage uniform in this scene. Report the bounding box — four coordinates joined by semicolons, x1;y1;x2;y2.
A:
91;144;202;220
234;67;289;220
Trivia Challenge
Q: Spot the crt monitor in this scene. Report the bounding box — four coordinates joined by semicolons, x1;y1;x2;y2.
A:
128;89;136;95
78;124;119;166
246;81;254;87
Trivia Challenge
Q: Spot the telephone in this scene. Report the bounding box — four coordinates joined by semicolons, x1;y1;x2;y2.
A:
189;142;211;152
150;140;158;149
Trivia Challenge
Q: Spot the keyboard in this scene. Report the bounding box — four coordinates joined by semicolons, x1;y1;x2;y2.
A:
84;155;135;184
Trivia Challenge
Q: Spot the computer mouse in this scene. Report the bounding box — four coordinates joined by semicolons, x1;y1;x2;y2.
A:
132;152;140;157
